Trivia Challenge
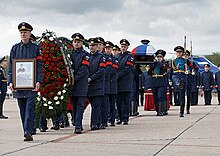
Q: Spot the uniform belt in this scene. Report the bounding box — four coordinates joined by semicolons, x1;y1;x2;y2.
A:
152;75;164;77
174;70;185;73
2;80;7;82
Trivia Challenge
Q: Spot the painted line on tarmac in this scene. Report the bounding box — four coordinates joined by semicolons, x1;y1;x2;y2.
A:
153;105;219;156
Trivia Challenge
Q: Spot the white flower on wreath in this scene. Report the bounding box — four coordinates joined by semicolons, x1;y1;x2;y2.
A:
49;106;53;110
49;37;53;41
54;96;58;101
62;90;66;94
48;101;52;105
55;101;60;105
43;97;47;101
57;91;62;96
38;92;41;96
63;84;67;87
60;96;64;100
37;97;41;101
43;103;48;107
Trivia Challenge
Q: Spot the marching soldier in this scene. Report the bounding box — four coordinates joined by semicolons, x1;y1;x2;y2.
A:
171;46;187;117
148;50;168;116
215;64;220;105
70;33;90;134
96;37;110;129
0;57;8;119
117;39;134;125
105;41;118;126
184;50;199;114
8;22;42;141
200;64;214;105
87;38;105;130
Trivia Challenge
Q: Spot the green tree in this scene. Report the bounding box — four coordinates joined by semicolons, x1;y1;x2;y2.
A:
206;52;220;65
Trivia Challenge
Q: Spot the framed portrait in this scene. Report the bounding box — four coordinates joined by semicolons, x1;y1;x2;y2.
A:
12;59;36;90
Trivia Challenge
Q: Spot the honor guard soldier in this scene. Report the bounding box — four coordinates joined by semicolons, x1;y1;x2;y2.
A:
200;64;214;105
70;33;90;134
184;50;199;114
117;39;134;125
8;22;42;141
97;37;110;129
87;38;105;130
105;41;118;126
148;50;168;116
171;46;187;117
215;64;220;105
0;57;8;119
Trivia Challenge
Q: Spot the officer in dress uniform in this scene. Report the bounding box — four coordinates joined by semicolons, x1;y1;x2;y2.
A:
200;64;214;105
116;39;134;125
105;41;118;126
8;22;42;141
184;50;199;114
0;57;8;119
87;38;105;130
148;50;168;116
96;37;110;129
70;33;90;134
215;64;220;105
171;46;187;117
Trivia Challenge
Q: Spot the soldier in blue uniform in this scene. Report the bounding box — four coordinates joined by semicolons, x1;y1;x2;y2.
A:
96;37;110;129
171;46;187;117
8;22;42;141
105;41;118;126
116;39;134;125
148;50;168;116
87;38;105;130
184;50;199;114
215;64;220;105
191;71;200;106
200;64;214;105
0;57;8;119
70;33;90;134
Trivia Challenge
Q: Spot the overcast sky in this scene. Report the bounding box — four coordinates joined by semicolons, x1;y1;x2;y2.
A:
1;0;220;57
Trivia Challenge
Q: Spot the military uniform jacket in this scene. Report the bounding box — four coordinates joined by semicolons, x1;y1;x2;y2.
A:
215;71;220;91
109;55;118;94
141;71;152;91
8;41;42;98
148;61;168;88
103;52;111;94
171;57;187;83
117;51;134;92
0;66;7;93
200;71;214;91
71;47;89;97
186;59;199;84
88;52;105;97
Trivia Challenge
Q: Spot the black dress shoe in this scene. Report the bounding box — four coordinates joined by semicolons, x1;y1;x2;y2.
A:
91;125;98;131
110;122;115;126
60;123;65;128
0;115;8;119
53;125;60;130
24;133;33;141
74;128;82;134
40;128;47;132
179;113;184;117
116;121;122;125
131;112;140;116
123;121;128;125
186;111;190;114
163;112;168;116
100;125;106;129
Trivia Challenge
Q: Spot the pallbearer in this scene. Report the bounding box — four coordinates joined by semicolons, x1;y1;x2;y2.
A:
8;22;42;141
117;39;134;125
148;50;168;116
200;64;214;105
70;33;90;134
105;41;118;126
87;38;105;130
171;46;187;117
